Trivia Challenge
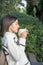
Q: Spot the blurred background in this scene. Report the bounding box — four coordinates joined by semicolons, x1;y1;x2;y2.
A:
0;0;43;62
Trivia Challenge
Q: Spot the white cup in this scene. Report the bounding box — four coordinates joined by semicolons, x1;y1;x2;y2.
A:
18;28;28;35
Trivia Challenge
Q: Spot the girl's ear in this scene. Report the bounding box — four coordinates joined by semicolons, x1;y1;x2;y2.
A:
9;25;13;30
8;25;13;32
8;25;11;31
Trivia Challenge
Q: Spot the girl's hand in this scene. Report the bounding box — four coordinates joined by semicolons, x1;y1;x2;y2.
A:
18;30;28;38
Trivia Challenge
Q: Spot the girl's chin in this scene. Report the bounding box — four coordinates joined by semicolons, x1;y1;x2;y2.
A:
15;30;18;33
13;30;18;33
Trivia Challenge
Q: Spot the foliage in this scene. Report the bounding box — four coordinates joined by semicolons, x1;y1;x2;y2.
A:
0;11;43;62
26;0;43;22
38;0;43;22
0;0;21;16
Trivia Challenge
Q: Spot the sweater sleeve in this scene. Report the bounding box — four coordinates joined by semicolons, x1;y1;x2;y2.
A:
7;37;21;62
18;38;26;52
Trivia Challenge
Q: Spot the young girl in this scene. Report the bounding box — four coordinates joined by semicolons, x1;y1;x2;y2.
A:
1;15;31;65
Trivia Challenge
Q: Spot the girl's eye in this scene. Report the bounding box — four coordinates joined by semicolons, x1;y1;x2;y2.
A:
16;22;18;25
16;23;18;25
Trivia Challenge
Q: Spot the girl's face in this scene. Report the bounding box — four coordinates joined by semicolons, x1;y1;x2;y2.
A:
9;20;19;33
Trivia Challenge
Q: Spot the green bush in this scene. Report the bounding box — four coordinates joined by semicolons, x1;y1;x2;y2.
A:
0;11;43;62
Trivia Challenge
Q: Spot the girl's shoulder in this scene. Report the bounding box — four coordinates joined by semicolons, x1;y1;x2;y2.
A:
2;32;12;43
1;32;14;45
4;32;15;38
2;32;18;43
4;32;17;40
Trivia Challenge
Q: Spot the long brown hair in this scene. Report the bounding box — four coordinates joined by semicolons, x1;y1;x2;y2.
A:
1;15;18;36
